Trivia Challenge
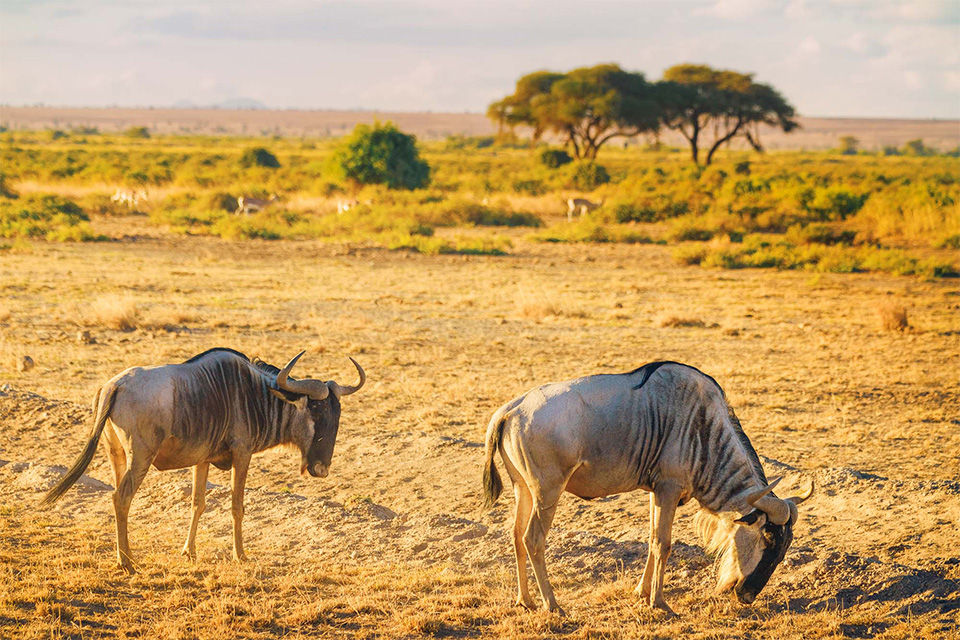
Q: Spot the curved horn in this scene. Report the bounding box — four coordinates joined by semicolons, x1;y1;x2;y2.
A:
328;357;365;397
275;350;329;400
746;477;791;525
745;476;782;505
786;479;815;505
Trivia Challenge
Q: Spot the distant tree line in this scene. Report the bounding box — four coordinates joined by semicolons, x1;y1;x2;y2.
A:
488;63;797;166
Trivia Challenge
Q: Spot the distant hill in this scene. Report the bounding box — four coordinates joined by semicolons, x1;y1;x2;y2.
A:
0;106;957;150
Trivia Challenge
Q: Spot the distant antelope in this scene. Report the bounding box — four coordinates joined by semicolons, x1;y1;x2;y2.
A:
336;199;372;214
111;188;148;209
236;194;278;215
567;196;604;221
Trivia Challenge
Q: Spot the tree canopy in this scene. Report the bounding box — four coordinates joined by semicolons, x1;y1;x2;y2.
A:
658;64;798;166
488;64;660;160
489;63;798;165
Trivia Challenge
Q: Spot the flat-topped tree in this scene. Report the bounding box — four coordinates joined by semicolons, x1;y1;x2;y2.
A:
659;64;798;166
488;64;660;160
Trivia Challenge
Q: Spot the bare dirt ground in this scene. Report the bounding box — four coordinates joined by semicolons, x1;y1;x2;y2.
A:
2;106;958;150
1;222;958;638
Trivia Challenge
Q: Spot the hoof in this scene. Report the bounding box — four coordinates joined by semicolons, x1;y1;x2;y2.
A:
180;548;196;560
652;601;677;617
515;598;535;610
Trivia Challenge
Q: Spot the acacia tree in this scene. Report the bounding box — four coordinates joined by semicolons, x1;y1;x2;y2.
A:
658;64;798;166
488;64;660;160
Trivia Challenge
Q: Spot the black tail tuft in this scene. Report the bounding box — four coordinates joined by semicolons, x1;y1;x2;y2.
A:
40;386;117;508
482;415;506;508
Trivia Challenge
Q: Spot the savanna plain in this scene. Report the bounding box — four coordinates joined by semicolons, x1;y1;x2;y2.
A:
0;125;958;639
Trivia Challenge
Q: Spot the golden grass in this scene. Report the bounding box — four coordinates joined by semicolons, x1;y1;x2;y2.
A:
86;295;139;331
0;237;958;640
656;314;707;328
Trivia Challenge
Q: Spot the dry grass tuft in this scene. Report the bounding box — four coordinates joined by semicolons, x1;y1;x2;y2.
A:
88;295;139;331
518;302;589;321
657;314;706;328
878;303;909;331
0;307;10;323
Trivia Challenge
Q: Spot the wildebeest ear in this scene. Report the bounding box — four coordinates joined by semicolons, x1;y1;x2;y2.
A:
734;510;762;526
270;388;307;409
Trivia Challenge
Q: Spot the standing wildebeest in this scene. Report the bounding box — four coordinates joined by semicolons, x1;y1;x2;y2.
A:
483;361;813;614
41;347;365;574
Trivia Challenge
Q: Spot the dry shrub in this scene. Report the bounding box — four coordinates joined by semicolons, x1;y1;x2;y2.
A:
878;303;909;331
518;302;588;320
657;314;706;328
89;295;139;330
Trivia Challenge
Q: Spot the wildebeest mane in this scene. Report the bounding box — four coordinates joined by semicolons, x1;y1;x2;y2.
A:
183;347;250;364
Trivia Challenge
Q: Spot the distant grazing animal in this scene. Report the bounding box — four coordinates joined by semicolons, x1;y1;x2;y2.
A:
111;188;148;209
566;196;604;221
236;194;278;215
336;199;371;214
40;348;365;574
483;361;813;614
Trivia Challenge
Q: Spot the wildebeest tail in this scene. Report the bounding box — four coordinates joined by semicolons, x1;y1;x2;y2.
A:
40;385;118;508
482;412;507;508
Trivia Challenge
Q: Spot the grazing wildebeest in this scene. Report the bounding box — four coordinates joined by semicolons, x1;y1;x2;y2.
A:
41;347;365;573
483;361;813;614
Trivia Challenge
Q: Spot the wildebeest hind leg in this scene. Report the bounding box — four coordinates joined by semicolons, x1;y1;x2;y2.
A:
112;445;154;574
510;477;535;609
181;462;209;559
524;487;563;613
103;424;127;489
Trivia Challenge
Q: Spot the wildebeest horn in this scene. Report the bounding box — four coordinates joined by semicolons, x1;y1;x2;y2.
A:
275;350;330;400
745;476;791;525
327;357;365;397
786;480;815;505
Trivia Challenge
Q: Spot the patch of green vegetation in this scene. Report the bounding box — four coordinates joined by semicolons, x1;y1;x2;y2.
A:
0;194;104;241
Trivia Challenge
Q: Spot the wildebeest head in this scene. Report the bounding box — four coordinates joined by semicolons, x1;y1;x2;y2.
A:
267;351;365;479
700;477;814;604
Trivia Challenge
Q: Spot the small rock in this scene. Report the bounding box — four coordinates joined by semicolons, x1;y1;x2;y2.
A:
411;542;428;553
77;330;95;344
17;356;34;372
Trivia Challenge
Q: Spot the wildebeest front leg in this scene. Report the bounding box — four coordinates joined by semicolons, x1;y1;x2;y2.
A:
112;446;154;574
231;452;251;562
646;481;681;615
637;492;657;600
181;462;209;559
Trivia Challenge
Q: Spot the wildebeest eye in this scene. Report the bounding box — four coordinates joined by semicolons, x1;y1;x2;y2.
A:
762;530;775;545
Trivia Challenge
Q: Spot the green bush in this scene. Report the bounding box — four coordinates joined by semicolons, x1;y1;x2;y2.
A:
331;121;430;190
540;149;573;169
0;194;100;241
240;147;281;168
567;162;610;190
124;126;150;139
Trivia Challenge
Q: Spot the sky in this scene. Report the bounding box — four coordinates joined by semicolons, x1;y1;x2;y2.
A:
1;0;958;119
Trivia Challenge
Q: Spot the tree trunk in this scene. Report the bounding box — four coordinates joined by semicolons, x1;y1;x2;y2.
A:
705;118;744;166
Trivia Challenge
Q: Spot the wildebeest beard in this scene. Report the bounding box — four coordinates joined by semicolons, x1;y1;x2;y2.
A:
736;518;794;603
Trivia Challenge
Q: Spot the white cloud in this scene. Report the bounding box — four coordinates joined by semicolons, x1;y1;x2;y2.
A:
694;0;778;20
943;71;960;92
841;32;868;54
798;36;821;55
904;70;924;90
